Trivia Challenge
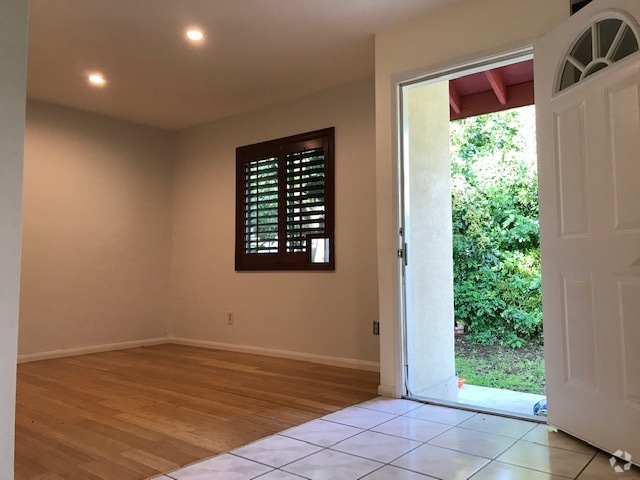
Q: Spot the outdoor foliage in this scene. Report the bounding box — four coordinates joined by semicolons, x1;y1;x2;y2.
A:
455;336;546;394
451;107;542;348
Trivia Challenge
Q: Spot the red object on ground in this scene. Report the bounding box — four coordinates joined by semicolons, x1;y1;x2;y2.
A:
458;378;467;388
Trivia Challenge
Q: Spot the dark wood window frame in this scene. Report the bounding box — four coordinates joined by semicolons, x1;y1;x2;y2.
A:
235;127;335;271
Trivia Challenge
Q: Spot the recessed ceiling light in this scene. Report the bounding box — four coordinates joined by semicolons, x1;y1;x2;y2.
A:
87;73;106;86
185;28;205;42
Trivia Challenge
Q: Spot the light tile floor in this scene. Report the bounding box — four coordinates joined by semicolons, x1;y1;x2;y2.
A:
153;397;640;480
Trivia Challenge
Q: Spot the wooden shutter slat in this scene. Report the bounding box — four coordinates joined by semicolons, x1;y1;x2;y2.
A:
286;201;325;209
286;195;325;203
286;165;325;176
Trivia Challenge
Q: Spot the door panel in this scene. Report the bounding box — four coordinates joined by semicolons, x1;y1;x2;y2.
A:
555;102;590;236
562;273;598;393
618;277;640;404
608;80;640;230
535;0;640;461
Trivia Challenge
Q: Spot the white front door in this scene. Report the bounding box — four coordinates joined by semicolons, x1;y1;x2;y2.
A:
535;0;640;461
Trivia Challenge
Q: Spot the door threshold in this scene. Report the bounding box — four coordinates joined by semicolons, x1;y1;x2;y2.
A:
404;394;547;424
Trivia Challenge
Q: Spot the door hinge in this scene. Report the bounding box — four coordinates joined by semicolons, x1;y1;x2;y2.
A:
405;364;410;395
397;243;408;266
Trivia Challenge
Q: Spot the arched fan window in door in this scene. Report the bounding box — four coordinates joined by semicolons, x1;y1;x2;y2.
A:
558;13;640;92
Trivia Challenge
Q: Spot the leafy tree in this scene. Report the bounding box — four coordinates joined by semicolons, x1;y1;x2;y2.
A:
451;107;542;348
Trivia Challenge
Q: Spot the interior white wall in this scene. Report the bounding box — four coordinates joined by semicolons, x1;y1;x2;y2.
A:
19;101;174;356
17;79;380;369
375;0;569;396
171;78;380;366
0;0;28;474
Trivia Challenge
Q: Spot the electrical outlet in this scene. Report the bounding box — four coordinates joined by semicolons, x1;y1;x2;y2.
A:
227;312;234;325
373;321;380;335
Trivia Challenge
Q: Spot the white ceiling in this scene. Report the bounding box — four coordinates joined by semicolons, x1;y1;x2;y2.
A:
27;0;457;130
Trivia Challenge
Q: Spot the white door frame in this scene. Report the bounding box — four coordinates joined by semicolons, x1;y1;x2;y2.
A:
394;46;534;399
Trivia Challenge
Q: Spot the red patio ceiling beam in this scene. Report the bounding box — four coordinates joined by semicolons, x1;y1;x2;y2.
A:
484;69;508;105
449;82;462;114
450;81;534;121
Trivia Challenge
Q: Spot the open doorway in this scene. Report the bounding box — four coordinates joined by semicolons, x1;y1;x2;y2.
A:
401;55;546;419
452;104;545;416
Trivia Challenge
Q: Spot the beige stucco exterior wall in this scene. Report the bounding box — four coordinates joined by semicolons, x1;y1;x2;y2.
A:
375;0;569;396
19;101;174;356
405;82;457;400
171;78;380;367
0;0;28;474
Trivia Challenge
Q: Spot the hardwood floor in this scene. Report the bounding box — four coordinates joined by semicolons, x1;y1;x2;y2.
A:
15;344;379;480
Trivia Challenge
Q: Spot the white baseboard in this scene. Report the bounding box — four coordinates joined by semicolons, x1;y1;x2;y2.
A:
17;336;380;372
173;337;380;372
17;337;171;364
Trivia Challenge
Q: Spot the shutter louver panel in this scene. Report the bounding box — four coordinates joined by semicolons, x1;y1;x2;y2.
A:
285;148;326;253
244;156;279;253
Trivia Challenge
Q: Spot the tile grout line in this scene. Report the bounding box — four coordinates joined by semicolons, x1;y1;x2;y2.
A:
512;437;600;455
571;450;600;480
490;459;580;479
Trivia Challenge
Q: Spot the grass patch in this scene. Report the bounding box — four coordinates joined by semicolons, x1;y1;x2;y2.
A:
455;335;546;395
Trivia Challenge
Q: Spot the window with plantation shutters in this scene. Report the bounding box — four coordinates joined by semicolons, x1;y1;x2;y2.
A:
235;128;335;271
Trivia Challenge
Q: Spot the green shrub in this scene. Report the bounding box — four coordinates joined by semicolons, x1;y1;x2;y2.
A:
451;107;542;347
